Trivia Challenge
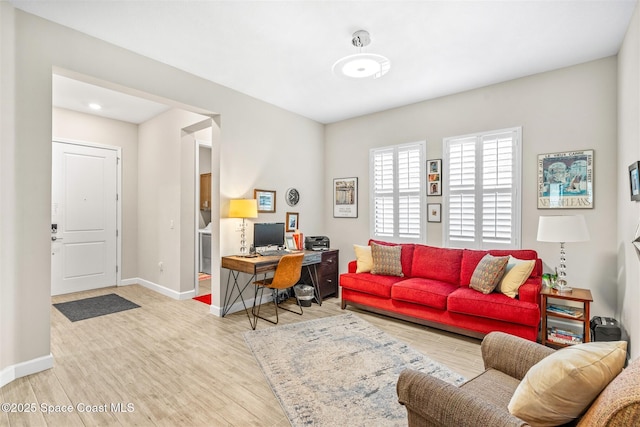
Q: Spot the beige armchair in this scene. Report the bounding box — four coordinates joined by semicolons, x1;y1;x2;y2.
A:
397;332;640;427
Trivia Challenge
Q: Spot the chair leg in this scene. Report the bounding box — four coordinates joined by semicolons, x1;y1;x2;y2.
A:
277;291;303;316
251;287;303;328
251;286;280;326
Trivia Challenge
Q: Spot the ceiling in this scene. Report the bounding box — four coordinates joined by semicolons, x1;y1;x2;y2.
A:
13;0;638;124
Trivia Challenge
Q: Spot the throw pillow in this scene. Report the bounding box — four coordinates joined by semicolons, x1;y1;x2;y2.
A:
508;341;628;426
497;256;536;298
353;244;373;273
370;243;403;277
469;254;509;294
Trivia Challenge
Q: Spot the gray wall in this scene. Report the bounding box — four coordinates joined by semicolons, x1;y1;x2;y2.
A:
617;3;640;360
0;6;324;383
325;57;619;339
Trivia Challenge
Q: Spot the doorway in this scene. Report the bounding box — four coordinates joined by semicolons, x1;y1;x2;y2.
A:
196;140;212;297
51;140;121;295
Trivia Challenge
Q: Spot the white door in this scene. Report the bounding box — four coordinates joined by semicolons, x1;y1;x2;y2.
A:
51;142;118;295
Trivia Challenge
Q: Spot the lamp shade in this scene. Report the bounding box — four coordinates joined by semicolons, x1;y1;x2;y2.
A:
228;199;258;219
537;215;590;243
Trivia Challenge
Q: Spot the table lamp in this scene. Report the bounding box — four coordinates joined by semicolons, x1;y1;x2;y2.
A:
229;199;258;254
537;215;590;292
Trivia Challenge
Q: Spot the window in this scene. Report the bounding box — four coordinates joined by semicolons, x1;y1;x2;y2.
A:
370;141;425;242
443;127;521;249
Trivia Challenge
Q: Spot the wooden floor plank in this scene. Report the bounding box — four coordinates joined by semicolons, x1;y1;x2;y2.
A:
3;284;483;426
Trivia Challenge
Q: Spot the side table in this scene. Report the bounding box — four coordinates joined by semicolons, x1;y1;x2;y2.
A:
540;286;593;347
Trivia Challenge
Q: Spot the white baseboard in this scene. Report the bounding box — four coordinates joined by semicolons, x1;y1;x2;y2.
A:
121;278;195;300
0;353;54;388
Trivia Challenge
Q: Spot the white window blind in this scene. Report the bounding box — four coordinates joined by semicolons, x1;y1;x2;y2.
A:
370;142;425;242
444;128;521;249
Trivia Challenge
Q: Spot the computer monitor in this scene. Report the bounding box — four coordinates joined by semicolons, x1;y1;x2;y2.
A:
253;222;285;249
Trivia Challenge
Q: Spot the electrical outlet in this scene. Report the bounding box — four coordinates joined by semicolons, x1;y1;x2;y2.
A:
158;261;164;272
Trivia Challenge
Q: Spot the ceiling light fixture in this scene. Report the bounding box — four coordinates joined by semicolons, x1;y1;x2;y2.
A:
88;103;102;110
332;30;390;79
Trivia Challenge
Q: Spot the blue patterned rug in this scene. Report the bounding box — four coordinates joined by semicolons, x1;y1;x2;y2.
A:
243;313;466;426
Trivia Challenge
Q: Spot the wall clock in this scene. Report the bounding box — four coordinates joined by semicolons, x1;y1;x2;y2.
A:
286;188;300;207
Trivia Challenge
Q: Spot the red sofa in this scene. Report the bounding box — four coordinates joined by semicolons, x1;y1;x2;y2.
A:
340;240;543;341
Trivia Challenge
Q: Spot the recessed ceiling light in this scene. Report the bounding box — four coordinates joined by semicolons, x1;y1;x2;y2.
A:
333;30;390;79
88;103;102;110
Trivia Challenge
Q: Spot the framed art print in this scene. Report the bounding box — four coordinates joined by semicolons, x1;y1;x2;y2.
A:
286;212;299;232
427;203;441;223
427;159;442;196
629;161;640;202
254;189;276;213
537;150;593;209
333;177;358;218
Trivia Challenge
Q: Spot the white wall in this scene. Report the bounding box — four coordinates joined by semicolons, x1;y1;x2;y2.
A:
618;3;640;360
326;58;618;324
52;107;139;280
0;6;324;384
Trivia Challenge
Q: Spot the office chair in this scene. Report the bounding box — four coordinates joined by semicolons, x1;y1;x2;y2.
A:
251;252;305;329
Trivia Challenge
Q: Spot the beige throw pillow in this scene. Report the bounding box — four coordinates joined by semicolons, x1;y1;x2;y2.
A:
497;256;536;298
469;254;509;294
353;244;373;273
508;341;628;426
370;243;403;277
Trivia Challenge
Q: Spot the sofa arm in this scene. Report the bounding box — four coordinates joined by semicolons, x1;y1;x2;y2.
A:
481;332;554;380
347;260;357;274
518;279;541;305
397;369;528;427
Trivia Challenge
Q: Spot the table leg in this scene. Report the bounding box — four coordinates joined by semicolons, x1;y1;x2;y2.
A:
221;269;256;328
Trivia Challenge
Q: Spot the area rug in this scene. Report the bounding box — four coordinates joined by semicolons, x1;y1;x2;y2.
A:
243;313;466;426
193;293;211;305
54;293;140;322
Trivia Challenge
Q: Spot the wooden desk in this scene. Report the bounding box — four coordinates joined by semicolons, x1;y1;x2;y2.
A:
220;250;339;324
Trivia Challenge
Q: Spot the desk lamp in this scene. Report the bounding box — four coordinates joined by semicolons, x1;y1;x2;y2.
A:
537;215;590;292
229;199;258;255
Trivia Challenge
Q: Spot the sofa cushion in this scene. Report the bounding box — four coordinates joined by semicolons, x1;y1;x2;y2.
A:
369;240;415;277
460;249;541;286
469;254;509;294
353;244;373;273
497;256;536;298
339;272;403;299
391;278;458;310
410;245;463;285
509;341;628;426
447;287;540;326
370;243;403;276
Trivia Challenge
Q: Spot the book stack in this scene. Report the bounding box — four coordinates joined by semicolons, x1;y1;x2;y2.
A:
547;326;583;345
547;304;584;319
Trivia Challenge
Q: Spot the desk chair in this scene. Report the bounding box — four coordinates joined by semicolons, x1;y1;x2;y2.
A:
251;252;305;329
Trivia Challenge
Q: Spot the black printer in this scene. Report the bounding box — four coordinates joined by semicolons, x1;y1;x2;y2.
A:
590;316;622;342
305;236;330;250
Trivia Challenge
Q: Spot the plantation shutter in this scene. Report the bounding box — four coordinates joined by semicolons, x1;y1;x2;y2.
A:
370;142;425;242
444;128;521;249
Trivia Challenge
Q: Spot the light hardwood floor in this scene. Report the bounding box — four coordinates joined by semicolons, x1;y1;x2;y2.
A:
1;284;484;426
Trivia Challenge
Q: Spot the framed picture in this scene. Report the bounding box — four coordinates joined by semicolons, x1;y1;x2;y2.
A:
427;203;441;223
286;212;299;232
537;150;594;209
285;235;297;250
333;177;358;218
427;159;442;196
254;189;276;213
629;161;640;202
